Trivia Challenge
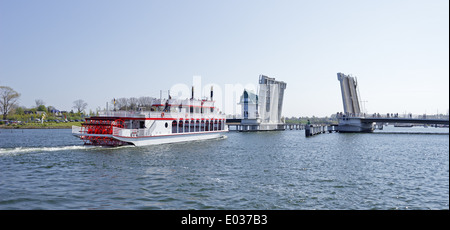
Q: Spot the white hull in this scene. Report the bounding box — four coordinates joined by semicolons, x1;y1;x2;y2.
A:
337;117;373;133
113;131;226;146
73;127;227;147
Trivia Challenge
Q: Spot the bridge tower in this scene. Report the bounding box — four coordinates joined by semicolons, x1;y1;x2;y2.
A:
337;72;361;116
237;75;287;131
336;73;373;132
258;75;287;126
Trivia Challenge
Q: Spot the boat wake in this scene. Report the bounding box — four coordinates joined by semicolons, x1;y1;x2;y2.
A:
0;145;95;156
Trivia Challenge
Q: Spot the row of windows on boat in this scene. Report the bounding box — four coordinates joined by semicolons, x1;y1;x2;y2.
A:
169;120;225;133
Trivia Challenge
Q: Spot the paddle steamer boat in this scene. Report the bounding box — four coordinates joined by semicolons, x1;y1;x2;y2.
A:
72;90;227;146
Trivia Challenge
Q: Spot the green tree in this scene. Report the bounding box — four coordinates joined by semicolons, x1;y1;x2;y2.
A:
15;106;25;115
37;105;46;111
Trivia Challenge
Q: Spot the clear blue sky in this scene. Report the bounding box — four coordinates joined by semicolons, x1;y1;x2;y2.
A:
1;0;448;117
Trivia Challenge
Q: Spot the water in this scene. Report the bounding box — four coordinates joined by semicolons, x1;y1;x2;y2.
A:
0;127;448;210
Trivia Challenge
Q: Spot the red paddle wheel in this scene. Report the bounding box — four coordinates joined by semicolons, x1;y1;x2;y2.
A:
80;118;128;146
111;119;125;130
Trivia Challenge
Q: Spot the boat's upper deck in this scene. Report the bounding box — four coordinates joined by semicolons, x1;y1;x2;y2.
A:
96;110;225;120
97;98;225;120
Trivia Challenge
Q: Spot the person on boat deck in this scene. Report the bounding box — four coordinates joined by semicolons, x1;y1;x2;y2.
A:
164;101;170;112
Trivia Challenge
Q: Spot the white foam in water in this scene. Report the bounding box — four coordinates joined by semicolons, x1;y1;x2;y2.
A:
0;145;92;156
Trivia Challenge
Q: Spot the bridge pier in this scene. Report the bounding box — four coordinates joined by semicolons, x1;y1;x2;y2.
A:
336;116;449;133
337;117;374;133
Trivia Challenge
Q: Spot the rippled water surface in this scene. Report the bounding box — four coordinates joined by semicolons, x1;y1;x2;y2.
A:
0;127;448;209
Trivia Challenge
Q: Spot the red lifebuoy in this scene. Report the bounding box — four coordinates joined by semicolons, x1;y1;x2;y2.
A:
161;112;165;118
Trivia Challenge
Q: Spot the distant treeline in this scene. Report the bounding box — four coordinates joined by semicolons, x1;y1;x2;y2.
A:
285;116;337;125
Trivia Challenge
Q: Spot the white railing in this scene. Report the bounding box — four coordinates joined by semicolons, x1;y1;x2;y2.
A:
113;126;121;136
97;110;226;120
112;126;153;137
98;110;147;118
72;125;82;135
336;112;450;120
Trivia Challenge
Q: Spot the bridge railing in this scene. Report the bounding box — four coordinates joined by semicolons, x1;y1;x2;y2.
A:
336;112;449;120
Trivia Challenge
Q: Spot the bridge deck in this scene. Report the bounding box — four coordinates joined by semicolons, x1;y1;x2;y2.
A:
361;117;449;125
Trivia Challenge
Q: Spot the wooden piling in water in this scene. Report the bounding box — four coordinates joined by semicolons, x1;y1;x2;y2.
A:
305;124;337;137
283;124;304;130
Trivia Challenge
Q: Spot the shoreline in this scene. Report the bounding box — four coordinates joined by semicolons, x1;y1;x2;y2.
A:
0;122;82;129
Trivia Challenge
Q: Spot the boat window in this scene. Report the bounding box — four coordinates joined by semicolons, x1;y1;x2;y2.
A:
195;120;200;132
179;121;183;133
190;120;195;132
185;120;190;133
172;121;177;133
125;120;132;129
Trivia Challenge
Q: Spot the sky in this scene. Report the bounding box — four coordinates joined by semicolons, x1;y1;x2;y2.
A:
1;0;448;117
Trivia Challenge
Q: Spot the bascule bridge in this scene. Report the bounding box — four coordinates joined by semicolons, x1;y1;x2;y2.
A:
336;72;449;132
